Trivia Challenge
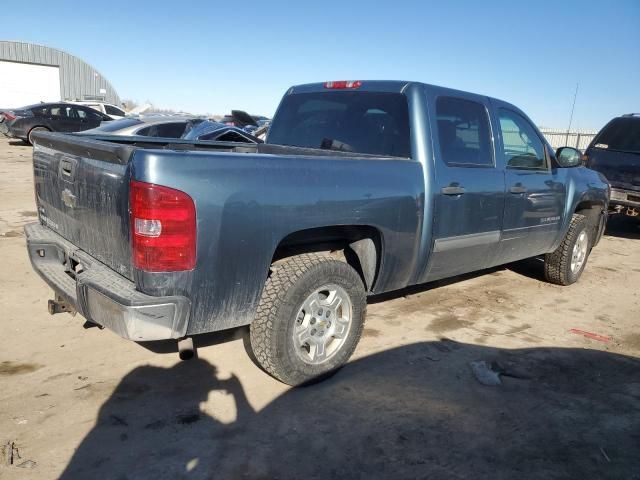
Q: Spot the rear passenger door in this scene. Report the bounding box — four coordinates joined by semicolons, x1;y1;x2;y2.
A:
491;101;567;263
423;90;506;282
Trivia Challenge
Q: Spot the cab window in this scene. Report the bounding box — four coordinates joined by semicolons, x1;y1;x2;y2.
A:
499;109;546;169
267;91;411;158
435;96;493;166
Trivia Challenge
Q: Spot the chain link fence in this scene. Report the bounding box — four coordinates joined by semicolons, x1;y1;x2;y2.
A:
538;128;598;151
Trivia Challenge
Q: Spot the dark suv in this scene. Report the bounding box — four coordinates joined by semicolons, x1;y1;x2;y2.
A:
0;102;112;144
584;114;640;218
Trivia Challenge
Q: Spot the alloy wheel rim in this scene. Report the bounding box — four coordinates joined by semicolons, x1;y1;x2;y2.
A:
571;230;588;273
292;284;353;365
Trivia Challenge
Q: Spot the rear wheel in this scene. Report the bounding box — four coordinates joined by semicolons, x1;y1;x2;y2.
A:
27;126;49;145
544;213;591;285
250;253;366;386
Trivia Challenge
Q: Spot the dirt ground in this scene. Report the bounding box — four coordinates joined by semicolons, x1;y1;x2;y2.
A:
0;136;638;479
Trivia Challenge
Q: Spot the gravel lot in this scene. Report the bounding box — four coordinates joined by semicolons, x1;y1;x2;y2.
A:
0;136;639;479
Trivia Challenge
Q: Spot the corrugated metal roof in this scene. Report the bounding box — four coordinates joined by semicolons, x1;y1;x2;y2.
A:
0;41;120;105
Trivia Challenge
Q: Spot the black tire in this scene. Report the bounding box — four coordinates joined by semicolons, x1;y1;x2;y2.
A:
27;126;49;145
544;213;591;286
250;253;366;386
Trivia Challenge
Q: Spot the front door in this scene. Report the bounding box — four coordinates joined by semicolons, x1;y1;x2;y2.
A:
492;103;566;263
422;91;506;282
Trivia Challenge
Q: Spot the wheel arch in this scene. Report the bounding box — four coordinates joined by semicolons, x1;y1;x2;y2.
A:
574;199;607;247
271;225;383;292
27;125;51;144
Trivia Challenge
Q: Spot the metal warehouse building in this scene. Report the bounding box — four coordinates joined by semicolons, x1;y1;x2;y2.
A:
0;41;120;108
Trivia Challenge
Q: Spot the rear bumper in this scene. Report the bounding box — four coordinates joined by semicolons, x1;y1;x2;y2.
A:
25;222;190;341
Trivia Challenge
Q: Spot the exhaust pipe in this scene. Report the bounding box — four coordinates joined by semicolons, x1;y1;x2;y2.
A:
178;337;197;360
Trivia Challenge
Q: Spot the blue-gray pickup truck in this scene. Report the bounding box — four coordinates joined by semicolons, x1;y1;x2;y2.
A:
26;80;609;385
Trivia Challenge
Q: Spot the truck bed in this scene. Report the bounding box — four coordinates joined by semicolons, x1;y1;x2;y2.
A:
31;130;424;334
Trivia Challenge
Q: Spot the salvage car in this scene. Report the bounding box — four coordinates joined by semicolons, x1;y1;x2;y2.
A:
79;116;204;138
0;102;112;144
216;110;269;134
24;80;609;385
80;116;260;143
584;113;640;218
182;120;261;143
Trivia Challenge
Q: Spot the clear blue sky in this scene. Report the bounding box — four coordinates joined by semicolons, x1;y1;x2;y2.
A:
4;0;639;129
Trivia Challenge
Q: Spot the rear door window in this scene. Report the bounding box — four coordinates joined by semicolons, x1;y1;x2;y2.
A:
267;91;411;158
78;108;104;122
435;96;493;166
68;107;84;121
49;106;73;119
592;117;640;154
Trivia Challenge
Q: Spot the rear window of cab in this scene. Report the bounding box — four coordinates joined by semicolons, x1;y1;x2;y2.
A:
267;91;411;158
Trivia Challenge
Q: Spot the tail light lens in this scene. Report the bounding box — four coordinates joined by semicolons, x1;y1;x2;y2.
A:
3;112;16;121
324;80;362;89
130;180;196;271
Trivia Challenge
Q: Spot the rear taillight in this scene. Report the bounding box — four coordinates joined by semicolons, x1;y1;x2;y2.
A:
3;112;16;121
324;80;362;89
130;180;196;272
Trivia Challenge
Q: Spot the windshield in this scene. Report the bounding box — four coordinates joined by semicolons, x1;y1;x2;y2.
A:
91;118;143;132
592;117;640;154
267;91;411;157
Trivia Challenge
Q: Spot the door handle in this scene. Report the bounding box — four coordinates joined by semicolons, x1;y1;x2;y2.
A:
441;185;466;195
510;185;527;194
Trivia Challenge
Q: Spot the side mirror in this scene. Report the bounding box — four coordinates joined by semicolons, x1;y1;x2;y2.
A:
555;147;582;168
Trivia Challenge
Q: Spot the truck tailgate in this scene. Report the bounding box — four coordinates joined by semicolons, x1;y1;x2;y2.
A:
32;132;137;280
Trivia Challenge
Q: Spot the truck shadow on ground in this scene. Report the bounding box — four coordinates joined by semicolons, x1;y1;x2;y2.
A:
59;342;640;480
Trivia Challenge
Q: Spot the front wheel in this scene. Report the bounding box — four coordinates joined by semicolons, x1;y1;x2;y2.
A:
250;253;366;386
544;213;591;285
